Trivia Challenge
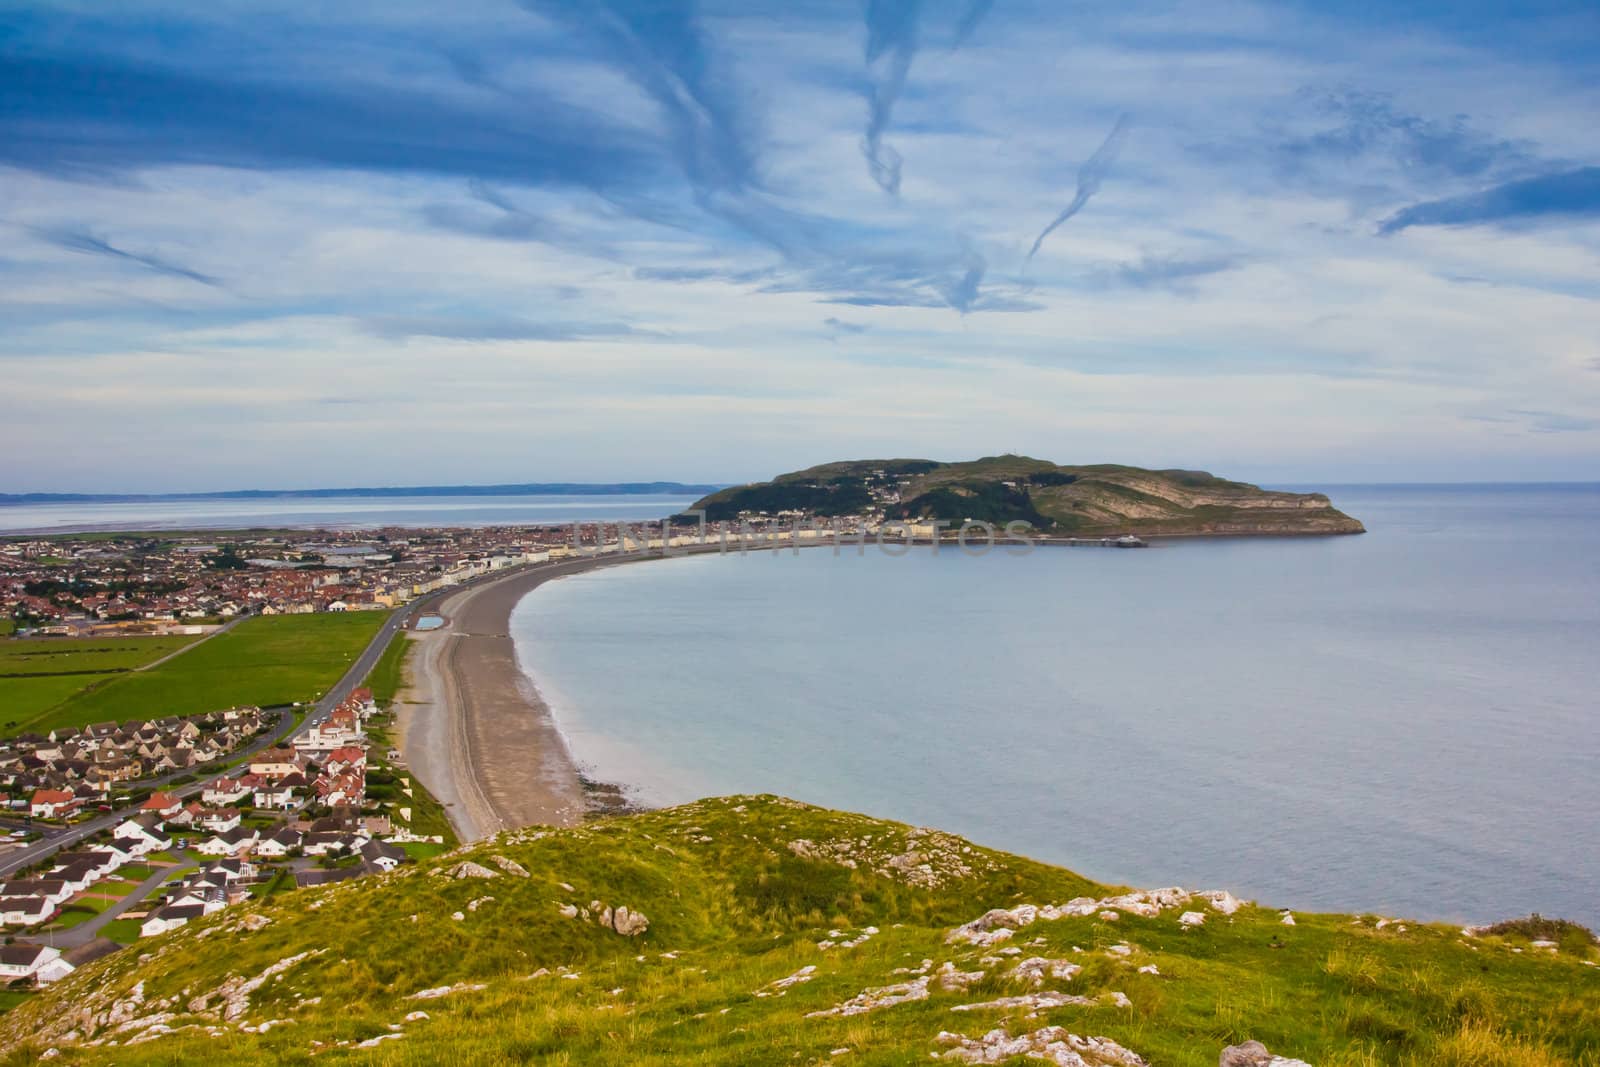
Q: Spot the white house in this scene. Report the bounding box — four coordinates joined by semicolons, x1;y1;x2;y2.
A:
114;815;172;856
29;789;78;819
0;944;73;985
202;777;251;806
254;828;303;858
193;826;258;857
197;808;242;833
140;902;207;937
0;896;53;927
360;839;407;872
252;781;299;810
0;880;73;907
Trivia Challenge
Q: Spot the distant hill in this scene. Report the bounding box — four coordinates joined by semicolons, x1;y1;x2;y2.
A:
0;482;722;505
4;796;1591;1064
688;455;1365;536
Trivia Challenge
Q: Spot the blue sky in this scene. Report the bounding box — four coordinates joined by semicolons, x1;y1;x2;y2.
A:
3;0;1598;491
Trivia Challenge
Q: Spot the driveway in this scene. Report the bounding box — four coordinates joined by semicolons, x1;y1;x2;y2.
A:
21;851;189;951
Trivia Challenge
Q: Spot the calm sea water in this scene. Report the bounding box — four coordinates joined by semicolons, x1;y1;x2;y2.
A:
0;494;696;533
511;485;1600;926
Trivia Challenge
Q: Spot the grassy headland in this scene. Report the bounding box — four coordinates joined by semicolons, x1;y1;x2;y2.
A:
691;456;1366;537
3;797;1591;1065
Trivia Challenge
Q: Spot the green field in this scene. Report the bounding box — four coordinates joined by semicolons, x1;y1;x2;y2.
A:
15;613;387;733
0;636;202;732
0;635;198;676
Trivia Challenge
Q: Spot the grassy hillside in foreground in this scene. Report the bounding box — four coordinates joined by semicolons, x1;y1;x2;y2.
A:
3;797;1595;1066
31;613;386;729
690;456;1366;537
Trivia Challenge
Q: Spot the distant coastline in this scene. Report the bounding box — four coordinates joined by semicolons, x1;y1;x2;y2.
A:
0;481;723;505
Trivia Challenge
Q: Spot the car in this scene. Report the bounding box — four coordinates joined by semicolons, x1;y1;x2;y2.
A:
8;830;26;839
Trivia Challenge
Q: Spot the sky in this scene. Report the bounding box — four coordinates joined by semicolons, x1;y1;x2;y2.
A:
3;0;1599;492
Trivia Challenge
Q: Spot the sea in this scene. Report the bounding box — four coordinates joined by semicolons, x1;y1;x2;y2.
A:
508;484;1600;927
0;494;699;534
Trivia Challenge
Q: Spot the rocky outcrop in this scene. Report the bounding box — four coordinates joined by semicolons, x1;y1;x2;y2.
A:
947;887;1250;944
788;826;995;888
936;1027;1149;1066
1220;1041;1313;1066
437;861;500;880
556;898;650;937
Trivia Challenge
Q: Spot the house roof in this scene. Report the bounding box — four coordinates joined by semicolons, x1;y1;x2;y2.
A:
0;945;52;967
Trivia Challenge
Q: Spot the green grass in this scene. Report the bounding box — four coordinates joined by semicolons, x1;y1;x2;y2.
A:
42;898;115;929
400;841;449;861
100;917;143;944
0;636;199;676
365;631;412;708
0;795;1594;1065
0;674;106;729
31;613;388;731
0;635;204;732
0;620;14;637
0;991;31;1017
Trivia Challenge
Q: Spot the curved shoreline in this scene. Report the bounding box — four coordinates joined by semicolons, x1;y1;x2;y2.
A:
394;530;1359;843
396;554;664;841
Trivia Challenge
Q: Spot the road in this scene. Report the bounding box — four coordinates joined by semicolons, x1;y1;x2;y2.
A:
0;562;534;881
23;851;192;951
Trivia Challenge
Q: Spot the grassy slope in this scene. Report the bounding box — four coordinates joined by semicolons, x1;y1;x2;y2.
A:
364;630;410;709
30;613;386;730
3;797;1593;1066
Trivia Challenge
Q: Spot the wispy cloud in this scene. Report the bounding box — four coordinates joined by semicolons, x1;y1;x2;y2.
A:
1279;90;1535;182
1379;166;1600;234
528;1;757;197
1;53;655;190
364;316;653;343
1464;408;1599;434
36;228;220;286
1094;253;1242;291
1027;114;1132;259
951;0;996;49
860;0;923;196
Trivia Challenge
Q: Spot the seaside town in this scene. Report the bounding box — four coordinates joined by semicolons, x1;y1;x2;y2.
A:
0;526;592;633
0;686;433;986
0;517;813;990
0;515;876;634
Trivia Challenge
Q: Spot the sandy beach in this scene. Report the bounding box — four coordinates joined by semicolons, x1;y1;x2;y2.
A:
393;555;650;842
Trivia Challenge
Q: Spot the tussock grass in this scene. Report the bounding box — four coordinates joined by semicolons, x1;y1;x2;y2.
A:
0;796;1595;1065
